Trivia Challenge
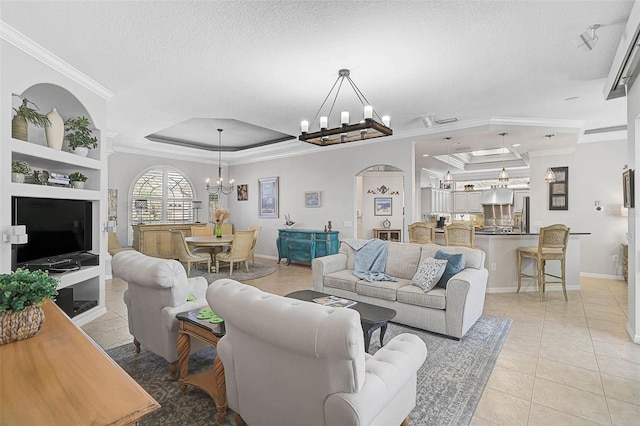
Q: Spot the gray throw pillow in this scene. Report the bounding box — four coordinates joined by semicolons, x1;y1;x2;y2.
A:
411;257;448;292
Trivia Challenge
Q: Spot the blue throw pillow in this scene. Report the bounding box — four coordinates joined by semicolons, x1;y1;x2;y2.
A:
434;250;464;288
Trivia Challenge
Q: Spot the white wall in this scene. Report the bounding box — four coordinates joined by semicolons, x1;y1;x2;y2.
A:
360;172;404;240
528;139;628;277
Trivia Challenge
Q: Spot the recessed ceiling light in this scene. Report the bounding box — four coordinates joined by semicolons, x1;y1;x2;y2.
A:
564;96;581;101
512;143;521;147
422;154;429;157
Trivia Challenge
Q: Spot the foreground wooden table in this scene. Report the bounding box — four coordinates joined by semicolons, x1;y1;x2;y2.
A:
0;301;159;425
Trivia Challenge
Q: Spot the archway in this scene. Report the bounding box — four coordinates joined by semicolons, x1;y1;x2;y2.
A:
356;164;405;241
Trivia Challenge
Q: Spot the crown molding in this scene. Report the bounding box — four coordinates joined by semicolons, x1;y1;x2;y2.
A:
0;21;114;100
527;147;575;157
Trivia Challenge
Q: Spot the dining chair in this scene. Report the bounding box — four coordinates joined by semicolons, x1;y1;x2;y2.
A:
221;223;233;235
214;230;254;277
248;225;262;265
408;222;436;244
444;222;475;248
169;229;211;277
190;225;220;258
517;224;570;301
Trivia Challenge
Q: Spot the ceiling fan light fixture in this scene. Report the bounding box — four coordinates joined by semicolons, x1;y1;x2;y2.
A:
575;24;601;52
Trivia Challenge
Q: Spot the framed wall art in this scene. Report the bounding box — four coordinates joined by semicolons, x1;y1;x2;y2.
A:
304;191;321;208
374;197;392;216
623;169;634;208
237;184;248;201
548;166;568;210
259;177;279;218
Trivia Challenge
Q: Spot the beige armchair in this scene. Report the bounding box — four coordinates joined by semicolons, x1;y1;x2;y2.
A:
214;230;254;276
408;222;436;244
207;279;427;426
170;229;211;277
248;225;262;265
112;250;210;379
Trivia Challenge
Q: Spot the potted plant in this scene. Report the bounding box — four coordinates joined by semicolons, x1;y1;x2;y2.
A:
12;98;51;141
0;268;59;345
69;171;88;189
11;160;31;183
64;116;98;156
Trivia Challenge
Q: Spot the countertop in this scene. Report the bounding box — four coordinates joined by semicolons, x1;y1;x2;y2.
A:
435;228;590;236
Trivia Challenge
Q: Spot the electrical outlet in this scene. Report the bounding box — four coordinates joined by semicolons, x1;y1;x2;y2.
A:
490;263;496;271
612;255;619;262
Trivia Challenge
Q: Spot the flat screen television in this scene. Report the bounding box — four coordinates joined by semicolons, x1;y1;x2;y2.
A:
12;197;92;267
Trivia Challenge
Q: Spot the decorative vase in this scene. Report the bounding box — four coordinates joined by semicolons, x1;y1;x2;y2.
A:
12;115;28;141
71;181;85;189
11;173;25;183
71;147;89;157
45;108;64;150
327;220;332;231
0;305;45;345
216;225;222;238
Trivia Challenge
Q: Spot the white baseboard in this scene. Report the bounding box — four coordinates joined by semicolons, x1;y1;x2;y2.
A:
627;323;640;344
486;284;581;294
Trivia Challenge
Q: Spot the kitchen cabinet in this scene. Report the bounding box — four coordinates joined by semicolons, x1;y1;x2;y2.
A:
421;188;451;213
513;190;530;212
452;191;483;213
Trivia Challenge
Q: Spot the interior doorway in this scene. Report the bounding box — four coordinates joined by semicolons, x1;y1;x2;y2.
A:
356;165;405;241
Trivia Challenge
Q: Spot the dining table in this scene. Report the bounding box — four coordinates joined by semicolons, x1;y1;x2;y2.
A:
185;235;235;272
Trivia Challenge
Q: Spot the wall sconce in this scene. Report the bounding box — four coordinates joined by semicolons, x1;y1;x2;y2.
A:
103;220;117;233
2;225;28;244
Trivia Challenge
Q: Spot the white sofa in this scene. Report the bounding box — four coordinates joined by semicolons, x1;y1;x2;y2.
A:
312;241;489;339
207;279;427;426
112;250;210;378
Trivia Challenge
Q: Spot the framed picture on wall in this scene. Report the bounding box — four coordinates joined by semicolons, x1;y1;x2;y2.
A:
237;184;248;201
623;169;634;208
374;197;392;216
548;166;568;210
259;177;279;218
304;191;321;207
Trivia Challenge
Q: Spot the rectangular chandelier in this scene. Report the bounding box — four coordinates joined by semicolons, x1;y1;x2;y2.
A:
299;69;392;146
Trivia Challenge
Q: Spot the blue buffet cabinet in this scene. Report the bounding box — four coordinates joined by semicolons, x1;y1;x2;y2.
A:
277;229;340;265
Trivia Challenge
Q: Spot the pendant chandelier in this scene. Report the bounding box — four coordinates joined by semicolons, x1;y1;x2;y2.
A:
443;137;454;184
498;132;509;183
299;69;392;146
205;129;235;196
544;134;556;183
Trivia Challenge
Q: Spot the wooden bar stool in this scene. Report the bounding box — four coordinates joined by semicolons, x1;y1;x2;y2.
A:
408;222;436;244
517;224;570;301
444;222;475;248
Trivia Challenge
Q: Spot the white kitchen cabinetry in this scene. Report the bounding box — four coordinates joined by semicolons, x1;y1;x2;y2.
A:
452;191;483;213
421;188;451;214
513;190;530;212
1;38;110;326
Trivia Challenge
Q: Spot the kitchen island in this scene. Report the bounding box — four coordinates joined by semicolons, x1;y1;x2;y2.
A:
434;230;590;293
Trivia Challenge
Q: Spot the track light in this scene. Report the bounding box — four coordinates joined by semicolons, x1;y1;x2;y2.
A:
575;24;601;52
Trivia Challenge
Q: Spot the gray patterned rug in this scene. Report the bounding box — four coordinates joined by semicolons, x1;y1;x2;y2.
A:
106;315;511;426
189;261;276;282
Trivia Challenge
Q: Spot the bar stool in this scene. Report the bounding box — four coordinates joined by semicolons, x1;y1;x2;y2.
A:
408;222;436;244
517;224;570;301
444;222;475;248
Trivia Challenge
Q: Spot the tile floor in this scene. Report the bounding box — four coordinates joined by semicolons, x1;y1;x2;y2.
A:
82;260;640;425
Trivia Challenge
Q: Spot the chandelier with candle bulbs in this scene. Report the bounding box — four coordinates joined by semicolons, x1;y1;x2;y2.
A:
299;69;392;146
205;128;235;196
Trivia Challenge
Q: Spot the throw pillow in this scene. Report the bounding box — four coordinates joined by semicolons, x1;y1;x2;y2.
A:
411;257;448;292
435;250;464;288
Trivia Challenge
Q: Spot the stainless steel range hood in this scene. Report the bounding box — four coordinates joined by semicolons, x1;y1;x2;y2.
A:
481;188;514;205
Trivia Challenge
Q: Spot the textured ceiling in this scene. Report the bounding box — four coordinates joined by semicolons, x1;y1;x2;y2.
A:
0;0;634;174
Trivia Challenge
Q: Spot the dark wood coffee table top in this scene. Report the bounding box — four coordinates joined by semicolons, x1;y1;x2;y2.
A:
285;290;396;325
176;309;226;337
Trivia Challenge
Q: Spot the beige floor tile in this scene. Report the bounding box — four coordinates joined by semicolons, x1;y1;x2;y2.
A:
503;333;541;357
593;340;640;365
538;344;598;371
607;398;640;426
585;309;629;324
584;302;627;315
601;373;640;406
590;328;636;346
543;310;588;327
528;402;602;426
540;332;594;354
473;388;530;426
582;294;620;307
535;358;603;395
532;377;610;425
81;316;128;335
597;354;640;382
495;348;538;376
486;365;535;400
587;318;629;334
542;321;591;339
469;415;499;425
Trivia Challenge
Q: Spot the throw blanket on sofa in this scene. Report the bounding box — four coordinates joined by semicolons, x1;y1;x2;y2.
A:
342;239;397;282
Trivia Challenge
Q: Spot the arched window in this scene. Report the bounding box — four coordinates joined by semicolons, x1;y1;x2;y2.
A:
130;166;195;225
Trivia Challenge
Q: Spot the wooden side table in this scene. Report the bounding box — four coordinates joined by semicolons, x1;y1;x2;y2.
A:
373;228;401;242
176;309;227;423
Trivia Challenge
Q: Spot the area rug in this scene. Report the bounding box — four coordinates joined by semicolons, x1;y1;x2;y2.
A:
106;315;511;426
189;261;276;282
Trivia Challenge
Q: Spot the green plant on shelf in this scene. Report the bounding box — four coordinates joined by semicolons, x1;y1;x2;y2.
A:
69;172;88;182
11;160;31;175
64;116;98;150
12;98;51;128
0;268;59;314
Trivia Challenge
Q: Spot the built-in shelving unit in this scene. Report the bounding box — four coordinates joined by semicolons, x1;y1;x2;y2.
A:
1;40;109;326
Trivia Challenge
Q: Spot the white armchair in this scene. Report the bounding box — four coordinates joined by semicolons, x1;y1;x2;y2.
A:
206;279;427;426
112;250;211;379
